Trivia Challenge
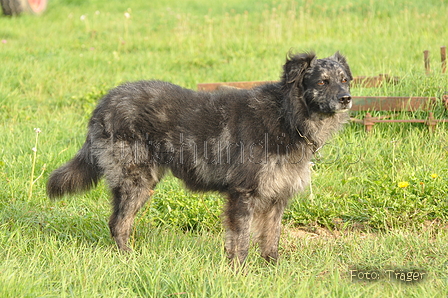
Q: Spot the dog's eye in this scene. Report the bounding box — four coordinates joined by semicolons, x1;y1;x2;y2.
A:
317;80;326;86
342;78;348;83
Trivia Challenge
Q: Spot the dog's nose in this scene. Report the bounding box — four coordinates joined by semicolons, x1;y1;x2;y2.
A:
339;95;351;105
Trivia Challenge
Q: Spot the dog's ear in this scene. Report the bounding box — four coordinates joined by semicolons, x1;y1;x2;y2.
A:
329;51;353;81
282;52;317;84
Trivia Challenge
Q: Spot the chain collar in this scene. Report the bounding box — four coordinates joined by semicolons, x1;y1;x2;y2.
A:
295;127;322;154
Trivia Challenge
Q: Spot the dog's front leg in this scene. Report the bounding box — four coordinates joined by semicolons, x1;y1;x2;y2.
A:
223;192;254;268
252;199;287;263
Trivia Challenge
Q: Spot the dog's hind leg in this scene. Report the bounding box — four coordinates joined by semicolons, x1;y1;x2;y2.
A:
107;165;159;251
223;191;255;268
252;200;287;263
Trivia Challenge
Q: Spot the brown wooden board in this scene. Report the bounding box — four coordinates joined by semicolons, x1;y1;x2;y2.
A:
197;81;276;91
351;96;437;111
197;75;399;91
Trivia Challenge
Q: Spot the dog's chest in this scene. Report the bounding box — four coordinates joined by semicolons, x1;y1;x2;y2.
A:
256;160;311;199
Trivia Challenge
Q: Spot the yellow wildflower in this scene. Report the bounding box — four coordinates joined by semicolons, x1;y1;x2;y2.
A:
431;173;438;179
398;181;409;188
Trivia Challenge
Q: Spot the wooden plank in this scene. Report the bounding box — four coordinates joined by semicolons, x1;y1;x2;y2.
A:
351;96;437;111
352;74;399;88
197;81;276;91
197;75;399;91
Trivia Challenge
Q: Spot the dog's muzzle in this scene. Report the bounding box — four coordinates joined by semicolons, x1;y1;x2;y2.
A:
338;94;352;111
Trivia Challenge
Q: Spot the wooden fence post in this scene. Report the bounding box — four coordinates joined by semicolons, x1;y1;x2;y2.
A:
424;50;431;75
441;46;446;73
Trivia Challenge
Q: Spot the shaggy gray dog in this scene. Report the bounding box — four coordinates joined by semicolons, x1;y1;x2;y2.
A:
47;51;352;266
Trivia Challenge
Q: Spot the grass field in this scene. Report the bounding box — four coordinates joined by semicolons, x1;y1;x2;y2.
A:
1;0;448;296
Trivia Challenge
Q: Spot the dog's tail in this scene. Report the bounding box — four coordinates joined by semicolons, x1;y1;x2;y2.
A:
47;138;102;199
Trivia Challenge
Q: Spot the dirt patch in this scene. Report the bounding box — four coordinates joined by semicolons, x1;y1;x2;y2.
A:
283;219;448;241
285;226;340;239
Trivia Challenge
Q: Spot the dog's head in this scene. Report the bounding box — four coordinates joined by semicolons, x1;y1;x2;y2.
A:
282;51;353;114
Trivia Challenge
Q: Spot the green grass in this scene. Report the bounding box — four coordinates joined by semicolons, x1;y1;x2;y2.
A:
1;220;447;297
1;0;448;296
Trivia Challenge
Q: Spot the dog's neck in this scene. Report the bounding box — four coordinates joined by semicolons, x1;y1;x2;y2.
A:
296;111;349;152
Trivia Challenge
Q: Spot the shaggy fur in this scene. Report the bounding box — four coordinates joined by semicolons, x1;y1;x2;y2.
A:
47;51;352;266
